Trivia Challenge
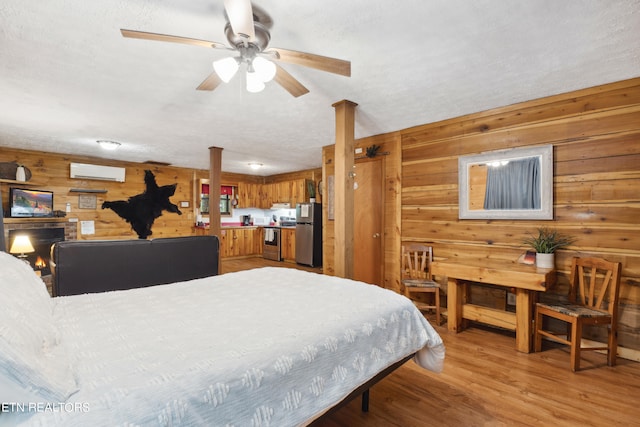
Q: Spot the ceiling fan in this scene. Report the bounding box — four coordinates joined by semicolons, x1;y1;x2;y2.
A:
120;0;351;97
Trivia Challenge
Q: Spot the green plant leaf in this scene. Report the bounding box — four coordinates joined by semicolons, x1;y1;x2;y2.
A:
522;227;576;253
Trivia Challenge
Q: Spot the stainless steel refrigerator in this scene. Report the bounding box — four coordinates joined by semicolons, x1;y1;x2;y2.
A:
295;202;322;267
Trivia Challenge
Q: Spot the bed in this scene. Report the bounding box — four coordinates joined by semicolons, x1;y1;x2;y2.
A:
0;240;444;426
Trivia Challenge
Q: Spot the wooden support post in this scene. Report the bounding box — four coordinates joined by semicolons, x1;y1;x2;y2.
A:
332;100;358;279
208;146;223;240
0;187;5;251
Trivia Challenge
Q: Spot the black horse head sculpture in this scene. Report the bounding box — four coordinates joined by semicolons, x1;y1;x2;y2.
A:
102;170;182;239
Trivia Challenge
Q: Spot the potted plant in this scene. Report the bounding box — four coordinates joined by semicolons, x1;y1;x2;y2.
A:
308;180;316;203
523;227;576;268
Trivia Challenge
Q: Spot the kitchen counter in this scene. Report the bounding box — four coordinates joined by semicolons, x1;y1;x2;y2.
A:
195;224;295;230
194;225;260;231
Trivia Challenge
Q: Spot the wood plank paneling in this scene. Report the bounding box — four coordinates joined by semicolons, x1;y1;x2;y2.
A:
323;131;403;291
0;151;198;241
0;148;308;242
323;80;640;355
401;79;640;147
401;77;640;352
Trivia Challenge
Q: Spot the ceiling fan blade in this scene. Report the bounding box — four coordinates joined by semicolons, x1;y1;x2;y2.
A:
274;65;309;97
269;48;351;77
196;72;223;91
121;29;226;49
224;0;255;41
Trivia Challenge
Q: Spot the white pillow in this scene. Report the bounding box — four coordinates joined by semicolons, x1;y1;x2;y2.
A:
0;251;78;403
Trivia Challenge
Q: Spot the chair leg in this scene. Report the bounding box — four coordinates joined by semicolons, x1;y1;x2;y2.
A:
570;320;582;372
435;290;441;326
607;325;618;367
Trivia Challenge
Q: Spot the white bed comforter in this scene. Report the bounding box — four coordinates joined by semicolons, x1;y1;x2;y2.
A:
16;267;444;427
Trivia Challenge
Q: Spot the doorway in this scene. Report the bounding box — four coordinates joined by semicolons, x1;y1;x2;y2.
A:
353;159;384;285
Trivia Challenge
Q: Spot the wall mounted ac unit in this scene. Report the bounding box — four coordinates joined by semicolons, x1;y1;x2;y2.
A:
70;163;126;182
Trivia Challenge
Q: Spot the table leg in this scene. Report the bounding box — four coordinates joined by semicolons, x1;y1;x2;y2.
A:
447;277;464;332
515;289;533;353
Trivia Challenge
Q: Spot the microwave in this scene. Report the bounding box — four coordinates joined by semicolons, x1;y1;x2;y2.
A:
252;217;269;226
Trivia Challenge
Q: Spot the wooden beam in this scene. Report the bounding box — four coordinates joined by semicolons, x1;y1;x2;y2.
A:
208;147;223;240
332;100;358;279
462;303;517;330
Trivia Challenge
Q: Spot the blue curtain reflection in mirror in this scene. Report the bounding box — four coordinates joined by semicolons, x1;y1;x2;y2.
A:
483;157;540;210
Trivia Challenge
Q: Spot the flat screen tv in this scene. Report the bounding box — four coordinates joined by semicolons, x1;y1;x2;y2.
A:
9;188;54;218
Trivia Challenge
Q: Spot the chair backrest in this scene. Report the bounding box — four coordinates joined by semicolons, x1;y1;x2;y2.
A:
402;245;433;280
569;257;622;316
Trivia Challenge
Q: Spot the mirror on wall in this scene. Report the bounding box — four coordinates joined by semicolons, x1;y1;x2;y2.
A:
458;145;553;220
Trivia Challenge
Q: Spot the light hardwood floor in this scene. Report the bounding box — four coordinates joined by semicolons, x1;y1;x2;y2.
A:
220;257;640;426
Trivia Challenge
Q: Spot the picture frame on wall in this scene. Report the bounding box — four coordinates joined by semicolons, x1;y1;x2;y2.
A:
78;194;97;209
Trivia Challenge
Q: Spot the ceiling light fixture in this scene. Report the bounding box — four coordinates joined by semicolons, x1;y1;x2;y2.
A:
213;53;276;93
252;56;276;82
213;57;240;83
97;140;121;150
246;66;265;93
248;162;263;170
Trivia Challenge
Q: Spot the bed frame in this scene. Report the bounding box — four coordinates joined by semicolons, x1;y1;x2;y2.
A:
309;353;415;423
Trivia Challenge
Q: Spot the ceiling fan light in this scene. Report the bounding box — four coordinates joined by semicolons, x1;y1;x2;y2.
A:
246;70;265;93
252;57;276;82
213;57;239;83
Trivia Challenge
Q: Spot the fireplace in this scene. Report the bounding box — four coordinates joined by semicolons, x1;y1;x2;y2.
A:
9;228;65;276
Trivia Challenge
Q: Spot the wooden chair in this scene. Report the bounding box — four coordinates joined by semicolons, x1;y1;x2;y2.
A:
534;257;622;372
402;245;442;325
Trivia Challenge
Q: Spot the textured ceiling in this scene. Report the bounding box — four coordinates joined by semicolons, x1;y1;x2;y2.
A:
1;0;639;175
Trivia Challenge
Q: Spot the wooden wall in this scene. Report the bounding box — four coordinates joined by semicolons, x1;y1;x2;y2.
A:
320;77;640;353
264;168;322;187
322;132;402;290
0;149;201;241
0;148;318;242
401;78;640;351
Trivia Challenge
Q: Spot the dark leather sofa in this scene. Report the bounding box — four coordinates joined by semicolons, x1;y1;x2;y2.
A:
51;236;219;297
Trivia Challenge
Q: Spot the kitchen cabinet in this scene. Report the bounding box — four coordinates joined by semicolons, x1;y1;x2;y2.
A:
220;227;263;258
237;179;313;208
280;228;296;262
193;226;208;236
237;182;261;208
